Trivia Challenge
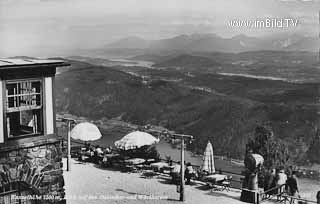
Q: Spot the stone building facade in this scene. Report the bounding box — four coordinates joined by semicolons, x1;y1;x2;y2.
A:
0;59;69;204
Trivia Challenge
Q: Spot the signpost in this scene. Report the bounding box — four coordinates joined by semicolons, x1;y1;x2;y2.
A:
171;133;193;201
57;117;77;171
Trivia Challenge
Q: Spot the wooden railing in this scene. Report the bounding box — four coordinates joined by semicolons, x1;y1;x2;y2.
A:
259;184;285;202
280;195;318;204
259;184;317;204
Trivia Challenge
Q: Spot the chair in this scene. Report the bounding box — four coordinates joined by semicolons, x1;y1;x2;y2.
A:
220;176;232;191
208;182;221;192
141;170;158;179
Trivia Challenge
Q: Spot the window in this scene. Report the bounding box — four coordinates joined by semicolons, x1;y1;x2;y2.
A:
5;79;43;138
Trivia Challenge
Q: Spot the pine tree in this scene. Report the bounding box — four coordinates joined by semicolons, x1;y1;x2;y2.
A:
307;129;320;163
246;125;290;170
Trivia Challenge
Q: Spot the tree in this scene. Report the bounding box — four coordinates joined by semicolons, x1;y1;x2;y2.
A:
307;128;320;163
246;125;290;170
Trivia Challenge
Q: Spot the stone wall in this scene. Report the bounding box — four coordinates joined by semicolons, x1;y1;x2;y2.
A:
0;141;65;204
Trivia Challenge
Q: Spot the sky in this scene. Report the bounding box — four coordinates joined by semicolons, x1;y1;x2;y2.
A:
0;0;319;57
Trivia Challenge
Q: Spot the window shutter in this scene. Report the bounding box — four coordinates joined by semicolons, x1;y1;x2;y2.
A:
45;77;54;135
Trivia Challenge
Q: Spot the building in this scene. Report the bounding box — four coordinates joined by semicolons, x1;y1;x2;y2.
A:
0;59;69;204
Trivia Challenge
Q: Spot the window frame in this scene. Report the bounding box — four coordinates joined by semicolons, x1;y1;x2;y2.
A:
4;78;45;140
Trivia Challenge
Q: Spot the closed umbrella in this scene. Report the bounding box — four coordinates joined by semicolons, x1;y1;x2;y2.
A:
70;122;102;141
115;131;159;150
201;141;215;174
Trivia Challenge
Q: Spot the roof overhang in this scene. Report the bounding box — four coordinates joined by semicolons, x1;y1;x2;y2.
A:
0;59;70;80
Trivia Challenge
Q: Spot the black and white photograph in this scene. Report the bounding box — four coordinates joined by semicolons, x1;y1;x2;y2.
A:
0;0;320;203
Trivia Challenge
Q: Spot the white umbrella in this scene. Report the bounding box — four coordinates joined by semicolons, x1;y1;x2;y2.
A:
70;122;102;141
201;141;215;174
115;131;159;150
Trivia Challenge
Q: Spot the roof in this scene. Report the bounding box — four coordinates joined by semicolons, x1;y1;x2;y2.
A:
0;58;69;69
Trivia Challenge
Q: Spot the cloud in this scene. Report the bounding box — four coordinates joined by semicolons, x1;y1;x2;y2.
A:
0;0;318;57
278;0;319;2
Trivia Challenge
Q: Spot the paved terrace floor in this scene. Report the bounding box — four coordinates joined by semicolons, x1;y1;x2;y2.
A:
63;159;279;204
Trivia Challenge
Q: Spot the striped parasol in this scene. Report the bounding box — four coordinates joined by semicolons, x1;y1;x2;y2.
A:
115;131;160;150
70;122;102;141
201;141;215;174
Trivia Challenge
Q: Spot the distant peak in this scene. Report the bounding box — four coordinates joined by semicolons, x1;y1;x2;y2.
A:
122;36;146;40
231;34;256;40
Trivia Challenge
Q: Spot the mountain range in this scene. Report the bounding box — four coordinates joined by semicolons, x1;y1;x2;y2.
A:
105;33;319;53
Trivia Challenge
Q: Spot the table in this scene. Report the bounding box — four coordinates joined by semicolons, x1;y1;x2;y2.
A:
150;162;170;171
104;153;120;158
204;174;229;192
101;153;121;166
125;158;146;165
204;174;228;183
103;154;120;162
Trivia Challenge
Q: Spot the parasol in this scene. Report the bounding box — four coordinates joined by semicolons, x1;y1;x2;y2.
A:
70;122;102;141
115;131;159;150
201;141;215;174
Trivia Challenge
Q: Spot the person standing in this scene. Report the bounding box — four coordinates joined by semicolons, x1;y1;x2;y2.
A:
276;169;287;200
286;166;293;178
286;171;299;204
265;169;276;195
316;190;320;204
171;162;181;184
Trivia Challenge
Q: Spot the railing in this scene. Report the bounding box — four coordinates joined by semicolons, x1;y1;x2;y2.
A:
280;195;318;204
259;184;285;202
259;184;317;204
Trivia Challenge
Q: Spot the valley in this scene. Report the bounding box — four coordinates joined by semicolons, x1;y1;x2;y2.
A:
55;52;320;166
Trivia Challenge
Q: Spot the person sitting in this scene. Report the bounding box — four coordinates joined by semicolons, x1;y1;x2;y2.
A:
105;146;112;154
185;163;194;185
95;145;104;156
79;143;92;161
87;145;95;157
92;145;103;164
85;143;91;151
